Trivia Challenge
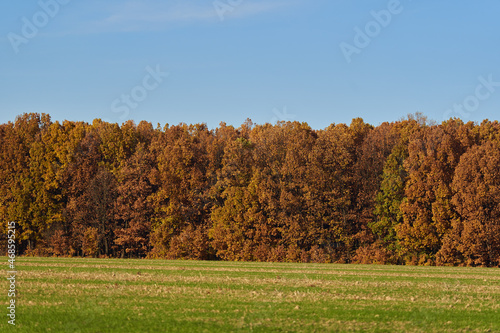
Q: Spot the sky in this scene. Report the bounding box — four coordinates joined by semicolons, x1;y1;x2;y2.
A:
1;0;499;129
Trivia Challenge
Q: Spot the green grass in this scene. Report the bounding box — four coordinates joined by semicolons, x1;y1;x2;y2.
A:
1;257;499;332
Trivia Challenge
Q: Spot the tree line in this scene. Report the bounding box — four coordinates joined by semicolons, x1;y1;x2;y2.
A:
1;113;499;267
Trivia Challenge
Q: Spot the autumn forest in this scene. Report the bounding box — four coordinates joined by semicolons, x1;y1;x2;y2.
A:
1;113;499;267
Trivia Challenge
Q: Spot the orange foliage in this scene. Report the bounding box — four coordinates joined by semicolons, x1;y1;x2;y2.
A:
2;113;500;266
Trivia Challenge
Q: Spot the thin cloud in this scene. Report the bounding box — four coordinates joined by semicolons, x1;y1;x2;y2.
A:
73;0;297;34
216;1;291;20
101;1;215;24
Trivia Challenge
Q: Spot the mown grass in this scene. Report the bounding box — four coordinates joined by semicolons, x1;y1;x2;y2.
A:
1;257;499;332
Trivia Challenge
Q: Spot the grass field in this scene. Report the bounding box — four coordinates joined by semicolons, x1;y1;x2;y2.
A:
1;257;499;332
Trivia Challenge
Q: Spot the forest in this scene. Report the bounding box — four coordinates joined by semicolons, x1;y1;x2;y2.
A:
1;112;499;267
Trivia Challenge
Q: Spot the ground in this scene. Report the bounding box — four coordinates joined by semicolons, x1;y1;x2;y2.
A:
1;257;499;332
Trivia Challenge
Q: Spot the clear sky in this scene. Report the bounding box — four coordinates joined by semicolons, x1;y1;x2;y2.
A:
1;0;499;129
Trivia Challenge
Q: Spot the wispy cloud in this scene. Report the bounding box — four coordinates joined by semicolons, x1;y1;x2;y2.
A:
102;1;215;25
216;1;292;20
72;0;295;34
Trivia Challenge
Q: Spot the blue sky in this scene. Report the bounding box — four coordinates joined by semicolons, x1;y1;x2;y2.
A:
1;0;499;129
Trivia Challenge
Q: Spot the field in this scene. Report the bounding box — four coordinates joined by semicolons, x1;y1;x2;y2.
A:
1;257;499;332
